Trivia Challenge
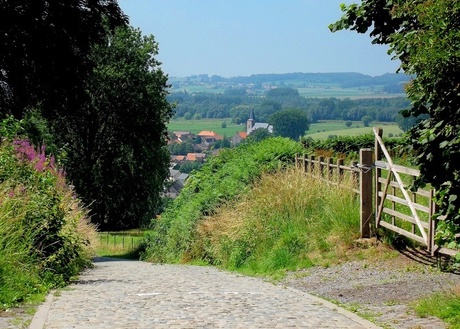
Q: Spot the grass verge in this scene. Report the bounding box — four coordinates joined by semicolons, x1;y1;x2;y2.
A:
413;284;460;329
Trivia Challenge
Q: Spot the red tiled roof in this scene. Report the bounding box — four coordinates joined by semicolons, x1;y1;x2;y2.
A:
186;153;206;161
237;132;247;139
198;130;218;137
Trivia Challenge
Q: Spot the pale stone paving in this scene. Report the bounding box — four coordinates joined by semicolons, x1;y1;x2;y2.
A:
34;257;378;329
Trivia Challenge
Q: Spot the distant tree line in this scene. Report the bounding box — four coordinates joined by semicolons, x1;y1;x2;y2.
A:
168;87;411;124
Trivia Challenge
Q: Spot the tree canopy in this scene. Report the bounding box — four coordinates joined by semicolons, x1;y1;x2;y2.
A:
61;25;173;229
1;2;172;230
269;109;309;140
0;0;127;119
330;0;460;251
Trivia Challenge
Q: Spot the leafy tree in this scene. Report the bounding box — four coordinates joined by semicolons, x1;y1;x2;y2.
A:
265;87;300;98
257;100;282;122
269;109;309;140
221;120;227;128
361;115;372;127
0;0;126;119
178;161;203;174
345;120;353;128
169;142;194;155
247;128;273;143
213;138;231;150
396;113;428;133
330;0;460;251
59;25;173;230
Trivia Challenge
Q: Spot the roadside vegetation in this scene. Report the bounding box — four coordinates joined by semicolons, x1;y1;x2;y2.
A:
142;137;304;263
414;286;460;329
0;124;97;309
143;137;388;277
191;168;363;278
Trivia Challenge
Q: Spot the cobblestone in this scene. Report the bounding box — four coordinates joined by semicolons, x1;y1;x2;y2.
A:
29;257;378;328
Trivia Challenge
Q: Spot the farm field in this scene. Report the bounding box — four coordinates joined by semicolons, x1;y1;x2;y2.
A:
167;118;403;140
170;85;227;94
168;118;245;136
169;85;406;100
297;87;406;99
307;121;403;139
96;230;146;258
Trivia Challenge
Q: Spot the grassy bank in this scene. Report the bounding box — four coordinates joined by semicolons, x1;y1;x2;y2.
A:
142;137;304;263
192;168;361;278
142;136;367;278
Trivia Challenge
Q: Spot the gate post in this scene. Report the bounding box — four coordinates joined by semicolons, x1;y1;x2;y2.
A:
360;148;373;238
374;128;383;229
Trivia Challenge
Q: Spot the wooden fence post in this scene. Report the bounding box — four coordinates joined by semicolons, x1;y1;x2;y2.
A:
303;154;307;173
360;148;373;238
318;156;324;179
337;158;344;184
309;155;315;175
351;160;358;188
327;157;333;182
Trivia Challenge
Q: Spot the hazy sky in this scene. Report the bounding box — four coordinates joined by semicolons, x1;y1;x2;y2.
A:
119;0;400;78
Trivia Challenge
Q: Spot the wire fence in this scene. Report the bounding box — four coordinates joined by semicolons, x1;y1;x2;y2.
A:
98;231;144;251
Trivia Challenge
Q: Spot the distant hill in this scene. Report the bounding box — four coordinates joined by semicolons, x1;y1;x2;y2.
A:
169;72;410;94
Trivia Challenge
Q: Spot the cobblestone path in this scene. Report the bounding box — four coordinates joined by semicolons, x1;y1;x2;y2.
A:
31;257;379;329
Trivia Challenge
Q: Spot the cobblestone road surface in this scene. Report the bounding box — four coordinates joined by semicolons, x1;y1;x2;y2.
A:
31;257;379;329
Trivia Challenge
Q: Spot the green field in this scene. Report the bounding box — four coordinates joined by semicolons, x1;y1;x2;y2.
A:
307;121;403;139
169;85;406;99
297;87;406;99
167;118;403;140
168;118;245;136
170;85;227;94
97;230;146;258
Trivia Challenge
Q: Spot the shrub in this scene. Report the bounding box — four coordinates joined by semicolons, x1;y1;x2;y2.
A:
301;134;409;157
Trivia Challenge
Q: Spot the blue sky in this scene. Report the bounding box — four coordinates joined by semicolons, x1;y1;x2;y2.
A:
119;0;400;78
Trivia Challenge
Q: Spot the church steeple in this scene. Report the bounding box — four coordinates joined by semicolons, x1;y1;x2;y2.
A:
247;109;255;133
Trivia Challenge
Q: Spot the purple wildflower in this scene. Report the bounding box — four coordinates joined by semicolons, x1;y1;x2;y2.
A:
13;139;61;174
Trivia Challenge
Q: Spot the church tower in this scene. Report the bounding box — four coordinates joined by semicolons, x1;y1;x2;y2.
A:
247;109;255;133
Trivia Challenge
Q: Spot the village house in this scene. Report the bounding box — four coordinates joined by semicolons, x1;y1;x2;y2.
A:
164;168;189;199
185;152;206;162
197;130;224;147
171;131;195;143
231;131;247;146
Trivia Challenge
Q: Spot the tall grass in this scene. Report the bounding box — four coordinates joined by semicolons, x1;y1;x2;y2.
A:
190;168;361;277
0;138;98;309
